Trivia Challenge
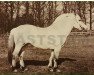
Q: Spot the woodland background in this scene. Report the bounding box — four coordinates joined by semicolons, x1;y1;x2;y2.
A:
0;1;94;34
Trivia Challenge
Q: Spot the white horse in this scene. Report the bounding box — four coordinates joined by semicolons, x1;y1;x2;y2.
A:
8;13;87;72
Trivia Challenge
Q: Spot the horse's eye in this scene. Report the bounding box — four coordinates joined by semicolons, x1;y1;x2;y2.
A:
79;20;82;21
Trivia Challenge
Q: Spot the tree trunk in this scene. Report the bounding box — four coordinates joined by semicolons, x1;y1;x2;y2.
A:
25;2;29;15
83;2;86;24
10;2;14;22
10;2;14;30
90;1;92;30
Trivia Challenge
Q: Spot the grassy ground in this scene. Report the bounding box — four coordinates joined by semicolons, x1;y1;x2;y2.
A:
0;34;94;73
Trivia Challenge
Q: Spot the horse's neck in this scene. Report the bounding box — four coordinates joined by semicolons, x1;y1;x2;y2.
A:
50;19;73;37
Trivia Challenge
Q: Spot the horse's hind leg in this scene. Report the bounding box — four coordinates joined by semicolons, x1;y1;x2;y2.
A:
19;50;28;72
19;51;25;70
12;44;23;72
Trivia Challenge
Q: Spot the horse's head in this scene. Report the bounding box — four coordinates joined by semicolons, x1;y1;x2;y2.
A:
73;14;88;30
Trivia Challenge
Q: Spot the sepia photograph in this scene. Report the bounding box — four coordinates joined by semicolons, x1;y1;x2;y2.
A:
0;1;94;75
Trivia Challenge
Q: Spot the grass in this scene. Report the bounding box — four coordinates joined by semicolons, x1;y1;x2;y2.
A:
1;34;94;72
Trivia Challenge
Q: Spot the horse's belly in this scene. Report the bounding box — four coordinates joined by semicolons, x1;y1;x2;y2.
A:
27;38;53;49
25;36;66;49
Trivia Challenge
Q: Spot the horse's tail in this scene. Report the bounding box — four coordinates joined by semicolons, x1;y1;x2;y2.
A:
8;30;15;64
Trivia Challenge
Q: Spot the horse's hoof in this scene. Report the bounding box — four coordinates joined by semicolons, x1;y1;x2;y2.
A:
24;68;28;71
20;67;28;72
56;69;61;72
49;68;54;72
48;67;54;72
11;66;17;72
53;67;61;72
13;69;18;73
20;66;25;71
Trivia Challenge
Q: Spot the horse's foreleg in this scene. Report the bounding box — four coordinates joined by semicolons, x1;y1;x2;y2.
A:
54;47;61;72
12;44;23;72
53;51;59;69
48;50;54;68
53;58;58;68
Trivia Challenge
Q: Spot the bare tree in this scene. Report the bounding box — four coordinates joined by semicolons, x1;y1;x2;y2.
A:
10;2;14;23
25;1;29;15
83;2;86;24
31;1;46;27
0;1;94;33
90;1;92;30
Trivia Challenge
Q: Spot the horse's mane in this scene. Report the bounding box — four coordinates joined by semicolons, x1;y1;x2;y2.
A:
49;13;75;28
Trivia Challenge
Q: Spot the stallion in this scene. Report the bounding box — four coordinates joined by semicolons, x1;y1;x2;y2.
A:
8;13;87;72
